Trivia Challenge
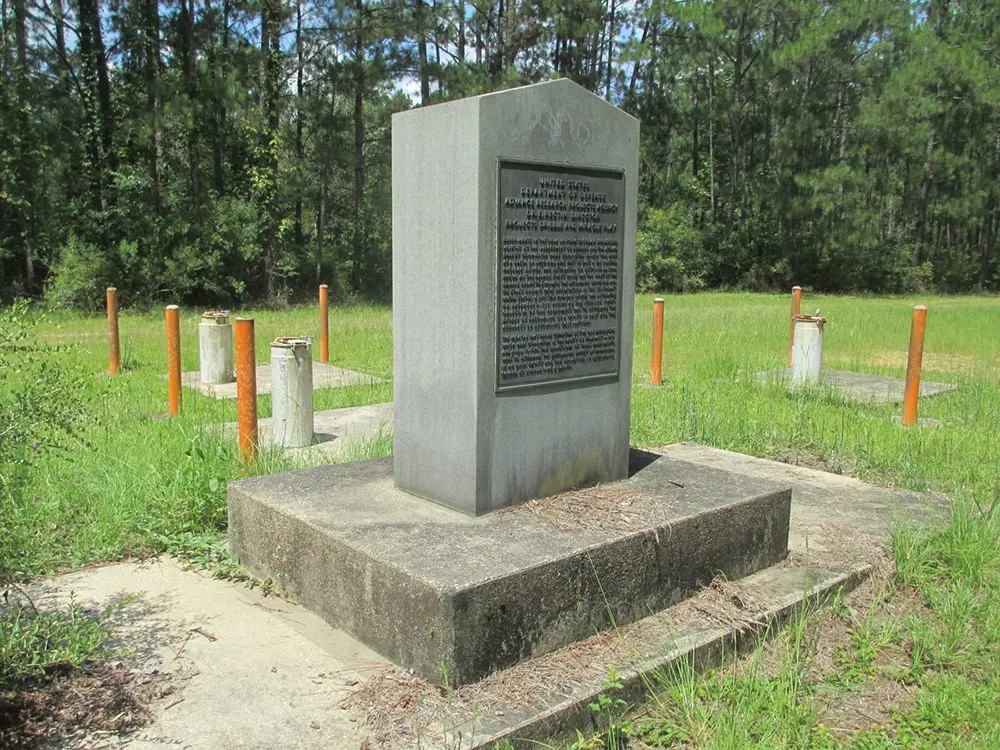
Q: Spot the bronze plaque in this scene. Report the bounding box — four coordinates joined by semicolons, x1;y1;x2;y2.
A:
496;160;625;392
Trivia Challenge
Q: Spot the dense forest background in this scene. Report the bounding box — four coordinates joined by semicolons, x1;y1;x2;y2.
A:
1;0;998;307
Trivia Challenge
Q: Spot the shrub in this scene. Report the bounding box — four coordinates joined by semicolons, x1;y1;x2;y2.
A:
45;235;113;312
636;205;711;293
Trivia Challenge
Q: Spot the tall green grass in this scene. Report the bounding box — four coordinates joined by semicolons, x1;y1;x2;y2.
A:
3;303;392;575
590;503;1000;749
631;293;1000;503
8;293;998;574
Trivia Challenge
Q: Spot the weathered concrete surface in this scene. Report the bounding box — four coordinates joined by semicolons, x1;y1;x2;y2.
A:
445;565;868;749
30;558;382;749
229;453;791;685
221;402;393;461
181;362;381;399
352;444;949;748
31;447;949;749
757;367;958;405
659;443;947;558
30;558;858;749
393;79;639;515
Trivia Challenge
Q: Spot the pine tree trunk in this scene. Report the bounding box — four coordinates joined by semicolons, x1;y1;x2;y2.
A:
914;128;936;267
180;0;201;225
53;0;69;94
416;0;430;103
316;182;325;285
604;0;616;99
708;57;716;221
295;0;304;248
260;0;281;296
352;0;366;293
457;1;465;67
144;0;162;215
13;0;34;286
213;0;231;195
626;18;648;104
75;0;111;210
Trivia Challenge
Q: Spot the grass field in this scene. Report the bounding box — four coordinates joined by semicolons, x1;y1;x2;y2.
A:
2;292;998;747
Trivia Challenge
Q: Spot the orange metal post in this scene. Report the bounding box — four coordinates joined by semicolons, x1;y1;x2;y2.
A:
106;286;120;375
788;286;803;367
165;305;181;417
235;317;258;461
319;283;329;364
651;297;664;386
902;305;928;427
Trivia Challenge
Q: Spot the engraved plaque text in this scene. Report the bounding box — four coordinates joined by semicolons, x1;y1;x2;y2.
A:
496;161;625;392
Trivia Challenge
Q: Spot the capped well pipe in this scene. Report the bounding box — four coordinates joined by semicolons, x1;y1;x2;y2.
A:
270;337;314;448
199;310;234;385
790;314;826;385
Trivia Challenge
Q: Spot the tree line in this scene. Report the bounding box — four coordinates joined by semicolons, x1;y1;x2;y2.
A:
1;0;997;308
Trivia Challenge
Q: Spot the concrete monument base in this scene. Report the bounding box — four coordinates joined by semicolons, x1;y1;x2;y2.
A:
757;367;957;404
36;445;946;749
229;452;791;686
181;362;381;399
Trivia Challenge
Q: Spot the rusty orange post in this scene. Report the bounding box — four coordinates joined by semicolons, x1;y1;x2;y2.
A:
106;286;120;375
651;297;664;386
235;317;258;461
788;285;803;367
319;283;329;364
165;305;181;417
902;305;928;427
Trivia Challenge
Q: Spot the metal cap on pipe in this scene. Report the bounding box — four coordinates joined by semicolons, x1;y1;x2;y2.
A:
201;310;230;324
793;314;826;328
272;336;312;349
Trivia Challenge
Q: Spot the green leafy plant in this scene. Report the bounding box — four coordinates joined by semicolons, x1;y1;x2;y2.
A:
0;595;111;688
575;668;632;749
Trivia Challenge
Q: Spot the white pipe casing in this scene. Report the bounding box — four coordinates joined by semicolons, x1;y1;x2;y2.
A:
791;315;826;385
270;337;314;448
199;311;234;385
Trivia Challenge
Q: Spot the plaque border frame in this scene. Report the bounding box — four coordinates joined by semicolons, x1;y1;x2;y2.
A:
494;158;626;395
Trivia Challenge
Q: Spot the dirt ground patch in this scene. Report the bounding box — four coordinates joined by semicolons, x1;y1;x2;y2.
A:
745;560;924;736
768;447;861;479
0;661;174;748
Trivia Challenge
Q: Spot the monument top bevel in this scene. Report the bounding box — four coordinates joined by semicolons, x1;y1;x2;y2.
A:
392;77;640;126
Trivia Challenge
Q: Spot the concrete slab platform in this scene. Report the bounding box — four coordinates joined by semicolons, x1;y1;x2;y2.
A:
228;454;792;685
220;402;393;460
757;367;957;405
181;362;382;399
29;557;858;750
659;443;947;559
29;558;383;749
28;447;949;749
